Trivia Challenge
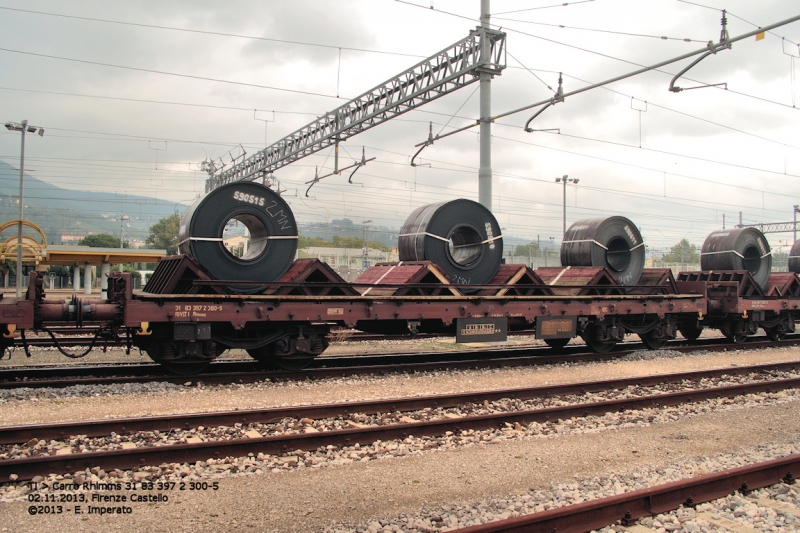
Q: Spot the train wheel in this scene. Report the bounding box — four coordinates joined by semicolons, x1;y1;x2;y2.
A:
678;324;703;342
639;330;669;350
586;338;616;352
247;347;316;371
544;338;570;349
247;335;328;371
725;333;748;344
764;327;786;342
144;342;211;376
581;327;616;353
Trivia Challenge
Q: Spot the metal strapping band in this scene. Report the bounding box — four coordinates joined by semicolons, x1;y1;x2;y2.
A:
399;233;503;245
362;262;403;296
549;266;571;285
178;237;219;246
701;250;745;258
398;232;449;242
760;251;773;259
562;239;608;250
179;235;298;246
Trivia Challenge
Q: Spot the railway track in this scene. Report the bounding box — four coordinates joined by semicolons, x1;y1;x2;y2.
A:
458;455;800;532
11;328;461;350
2;335;799;390
2;360;799;482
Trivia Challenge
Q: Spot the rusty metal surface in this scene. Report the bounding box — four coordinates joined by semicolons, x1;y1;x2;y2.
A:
457;455;800;532
264;258;358;296
477;265;553;297
628;268;679;295
677;270;765;298
765;273;800;298
2;373;799;481
120;289;706;330
355;261;458;296
0;297;35;330
536;267;625;296
142;255;222;295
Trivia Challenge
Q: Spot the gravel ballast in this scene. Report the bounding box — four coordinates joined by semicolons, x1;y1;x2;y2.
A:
0;346;798;532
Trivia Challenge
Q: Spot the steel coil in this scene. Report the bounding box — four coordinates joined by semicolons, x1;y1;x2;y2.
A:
700;228;772;288
560;216;645;285
398;199;502;287
179;182;297;292
790;239;800;274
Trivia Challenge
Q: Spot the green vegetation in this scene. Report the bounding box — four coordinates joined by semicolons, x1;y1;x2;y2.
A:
514;243;541;257
662;239;700;264
79;234;124;248
147;214;181;255
299;235;391;252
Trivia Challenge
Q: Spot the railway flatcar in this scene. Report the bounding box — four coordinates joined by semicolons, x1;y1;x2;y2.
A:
0;183;797;375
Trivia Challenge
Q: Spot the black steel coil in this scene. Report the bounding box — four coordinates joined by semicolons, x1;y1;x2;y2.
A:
790;240;800;274
398;199;502;287
700;228;772;288
178;182;297;292
560;216;645;285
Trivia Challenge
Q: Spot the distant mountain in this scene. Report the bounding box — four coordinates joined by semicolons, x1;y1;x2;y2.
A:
299;219;399;248
0;160;182;245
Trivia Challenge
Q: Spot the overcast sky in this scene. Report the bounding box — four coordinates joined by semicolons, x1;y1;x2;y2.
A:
1;0;798;253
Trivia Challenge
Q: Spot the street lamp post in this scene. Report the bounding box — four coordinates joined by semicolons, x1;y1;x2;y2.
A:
4;120;44;298
362;220;372;271
119;215;130;272
555;175;579;239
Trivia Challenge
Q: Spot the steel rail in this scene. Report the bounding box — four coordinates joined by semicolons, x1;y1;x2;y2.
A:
7;328;543;349
2;336;799;390
457;455;800;532
1;372;799;481
1;360;798;445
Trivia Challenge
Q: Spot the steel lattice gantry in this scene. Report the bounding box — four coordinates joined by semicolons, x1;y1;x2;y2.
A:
205;27;506;192
736;222;800;234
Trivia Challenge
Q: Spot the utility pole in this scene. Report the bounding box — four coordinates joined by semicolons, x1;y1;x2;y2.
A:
362;220;372;272
4;119;44;298
794;205;799;243
555;175;579;238
118;215;130;272
478;0;492;211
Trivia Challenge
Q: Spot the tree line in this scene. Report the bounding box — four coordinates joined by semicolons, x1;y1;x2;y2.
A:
83;216;793;267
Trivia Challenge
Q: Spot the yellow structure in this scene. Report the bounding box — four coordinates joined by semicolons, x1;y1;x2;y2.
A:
43;245;166;266
0;220;166;296
0;220;47;264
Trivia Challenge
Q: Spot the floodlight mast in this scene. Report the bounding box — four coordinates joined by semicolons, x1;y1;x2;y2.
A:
204;26;506;193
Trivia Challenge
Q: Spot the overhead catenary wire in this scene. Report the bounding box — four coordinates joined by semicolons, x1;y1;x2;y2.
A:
536;130;800;180
0;47;341;100
0;6;425;59
506;50;558;95
498;14;800;119
421;13;800;149
4;3;792;241
676;0;799;47
396;1;800;112
492;16;706;43
493;1;598;16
